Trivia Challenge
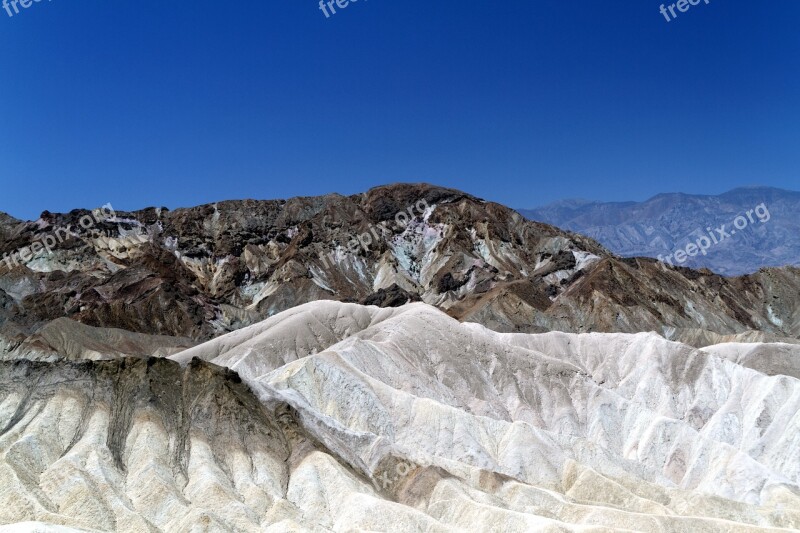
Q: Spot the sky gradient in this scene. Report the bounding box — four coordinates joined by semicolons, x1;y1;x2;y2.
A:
1;0;798;219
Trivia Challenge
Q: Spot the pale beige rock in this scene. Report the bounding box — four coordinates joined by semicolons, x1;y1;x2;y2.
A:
1;301;799;531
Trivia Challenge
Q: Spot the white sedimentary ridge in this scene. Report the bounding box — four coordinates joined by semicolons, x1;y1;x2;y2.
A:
1;301;799;531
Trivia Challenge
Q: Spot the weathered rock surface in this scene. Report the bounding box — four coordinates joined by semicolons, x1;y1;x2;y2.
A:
4;301;798;531
2;186;799;531
1;185;798;353
0;318;194;362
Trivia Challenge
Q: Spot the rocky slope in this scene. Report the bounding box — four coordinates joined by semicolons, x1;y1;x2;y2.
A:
1;184;799;357
521;186;800;276
2;301;799;531
2;186;799;532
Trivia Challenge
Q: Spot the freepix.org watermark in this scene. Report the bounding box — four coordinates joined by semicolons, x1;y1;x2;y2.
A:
1;204;116;270
659;0;711;22
318;0;365;19
3;0;53;18
319;199;429;269
657;203;770;268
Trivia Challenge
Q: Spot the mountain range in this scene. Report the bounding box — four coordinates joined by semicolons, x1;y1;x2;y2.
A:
520;187;800;276
1;184;799;531
1;184;798;358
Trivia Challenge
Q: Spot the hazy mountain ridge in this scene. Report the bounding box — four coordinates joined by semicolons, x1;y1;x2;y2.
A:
521;187;800;275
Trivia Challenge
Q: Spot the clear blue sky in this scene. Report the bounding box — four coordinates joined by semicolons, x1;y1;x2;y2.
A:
1;1;798;219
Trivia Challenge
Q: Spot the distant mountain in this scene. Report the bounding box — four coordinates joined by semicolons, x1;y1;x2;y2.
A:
520;187;800;276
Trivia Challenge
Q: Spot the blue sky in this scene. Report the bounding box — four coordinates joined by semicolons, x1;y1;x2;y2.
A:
1;0;798;219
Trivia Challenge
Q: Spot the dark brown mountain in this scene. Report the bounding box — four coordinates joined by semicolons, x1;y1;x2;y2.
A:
1;184;798;357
